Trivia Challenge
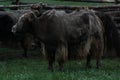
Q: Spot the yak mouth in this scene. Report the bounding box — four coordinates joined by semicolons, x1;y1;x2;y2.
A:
12;24;23;34
12;25;17;34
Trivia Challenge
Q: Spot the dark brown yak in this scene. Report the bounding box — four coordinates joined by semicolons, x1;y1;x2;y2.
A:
12;9;104;71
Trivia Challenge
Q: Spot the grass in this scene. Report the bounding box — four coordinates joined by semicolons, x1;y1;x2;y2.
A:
0;1;11;5
22;0;112;6
0;0;113;6
0;47;119;80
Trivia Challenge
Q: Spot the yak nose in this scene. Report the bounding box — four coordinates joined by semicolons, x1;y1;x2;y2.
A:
12;25;17;34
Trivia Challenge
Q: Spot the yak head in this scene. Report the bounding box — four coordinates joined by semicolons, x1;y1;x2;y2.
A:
12;11;39;34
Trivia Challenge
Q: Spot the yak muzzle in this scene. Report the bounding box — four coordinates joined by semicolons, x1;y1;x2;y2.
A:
12;25;17;34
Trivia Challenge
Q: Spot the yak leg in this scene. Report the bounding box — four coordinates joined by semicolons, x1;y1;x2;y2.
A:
86;45;93;68
86;52;92;68
21;34;33;57
21;40;28;57
86;37;104;69
86;40;97;68
56;43;68;71
83;38;92;68
96;37;104;69
23;46;28;57
45;46;56;72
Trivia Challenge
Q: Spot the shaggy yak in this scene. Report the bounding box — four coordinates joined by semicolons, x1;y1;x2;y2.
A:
12;9;104;71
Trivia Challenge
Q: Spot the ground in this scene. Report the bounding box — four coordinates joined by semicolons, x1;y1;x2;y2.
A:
0;48;119;80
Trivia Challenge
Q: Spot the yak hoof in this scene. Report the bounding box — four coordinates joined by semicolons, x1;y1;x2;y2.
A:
48;66;54;72
23;54;28;58
96;64;101;69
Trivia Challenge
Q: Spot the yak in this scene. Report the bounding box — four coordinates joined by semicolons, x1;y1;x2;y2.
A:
0;11;34;57
12;9;104;71
96;11;120;57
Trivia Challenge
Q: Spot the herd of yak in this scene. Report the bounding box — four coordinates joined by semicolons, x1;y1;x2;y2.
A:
0;5;119;71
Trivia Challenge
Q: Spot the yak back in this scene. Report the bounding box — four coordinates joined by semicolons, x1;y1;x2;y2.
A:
37;9;103;45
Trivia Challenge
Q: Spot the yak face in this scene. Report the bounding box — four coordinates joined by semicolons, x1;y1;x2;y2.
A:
12;12;36;34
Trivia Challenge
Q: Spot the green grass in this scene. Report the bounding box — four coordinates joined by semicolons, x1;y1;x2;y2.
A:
0;0;113;6
22;0;112;6
0;1;11;5
0;48;119;80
